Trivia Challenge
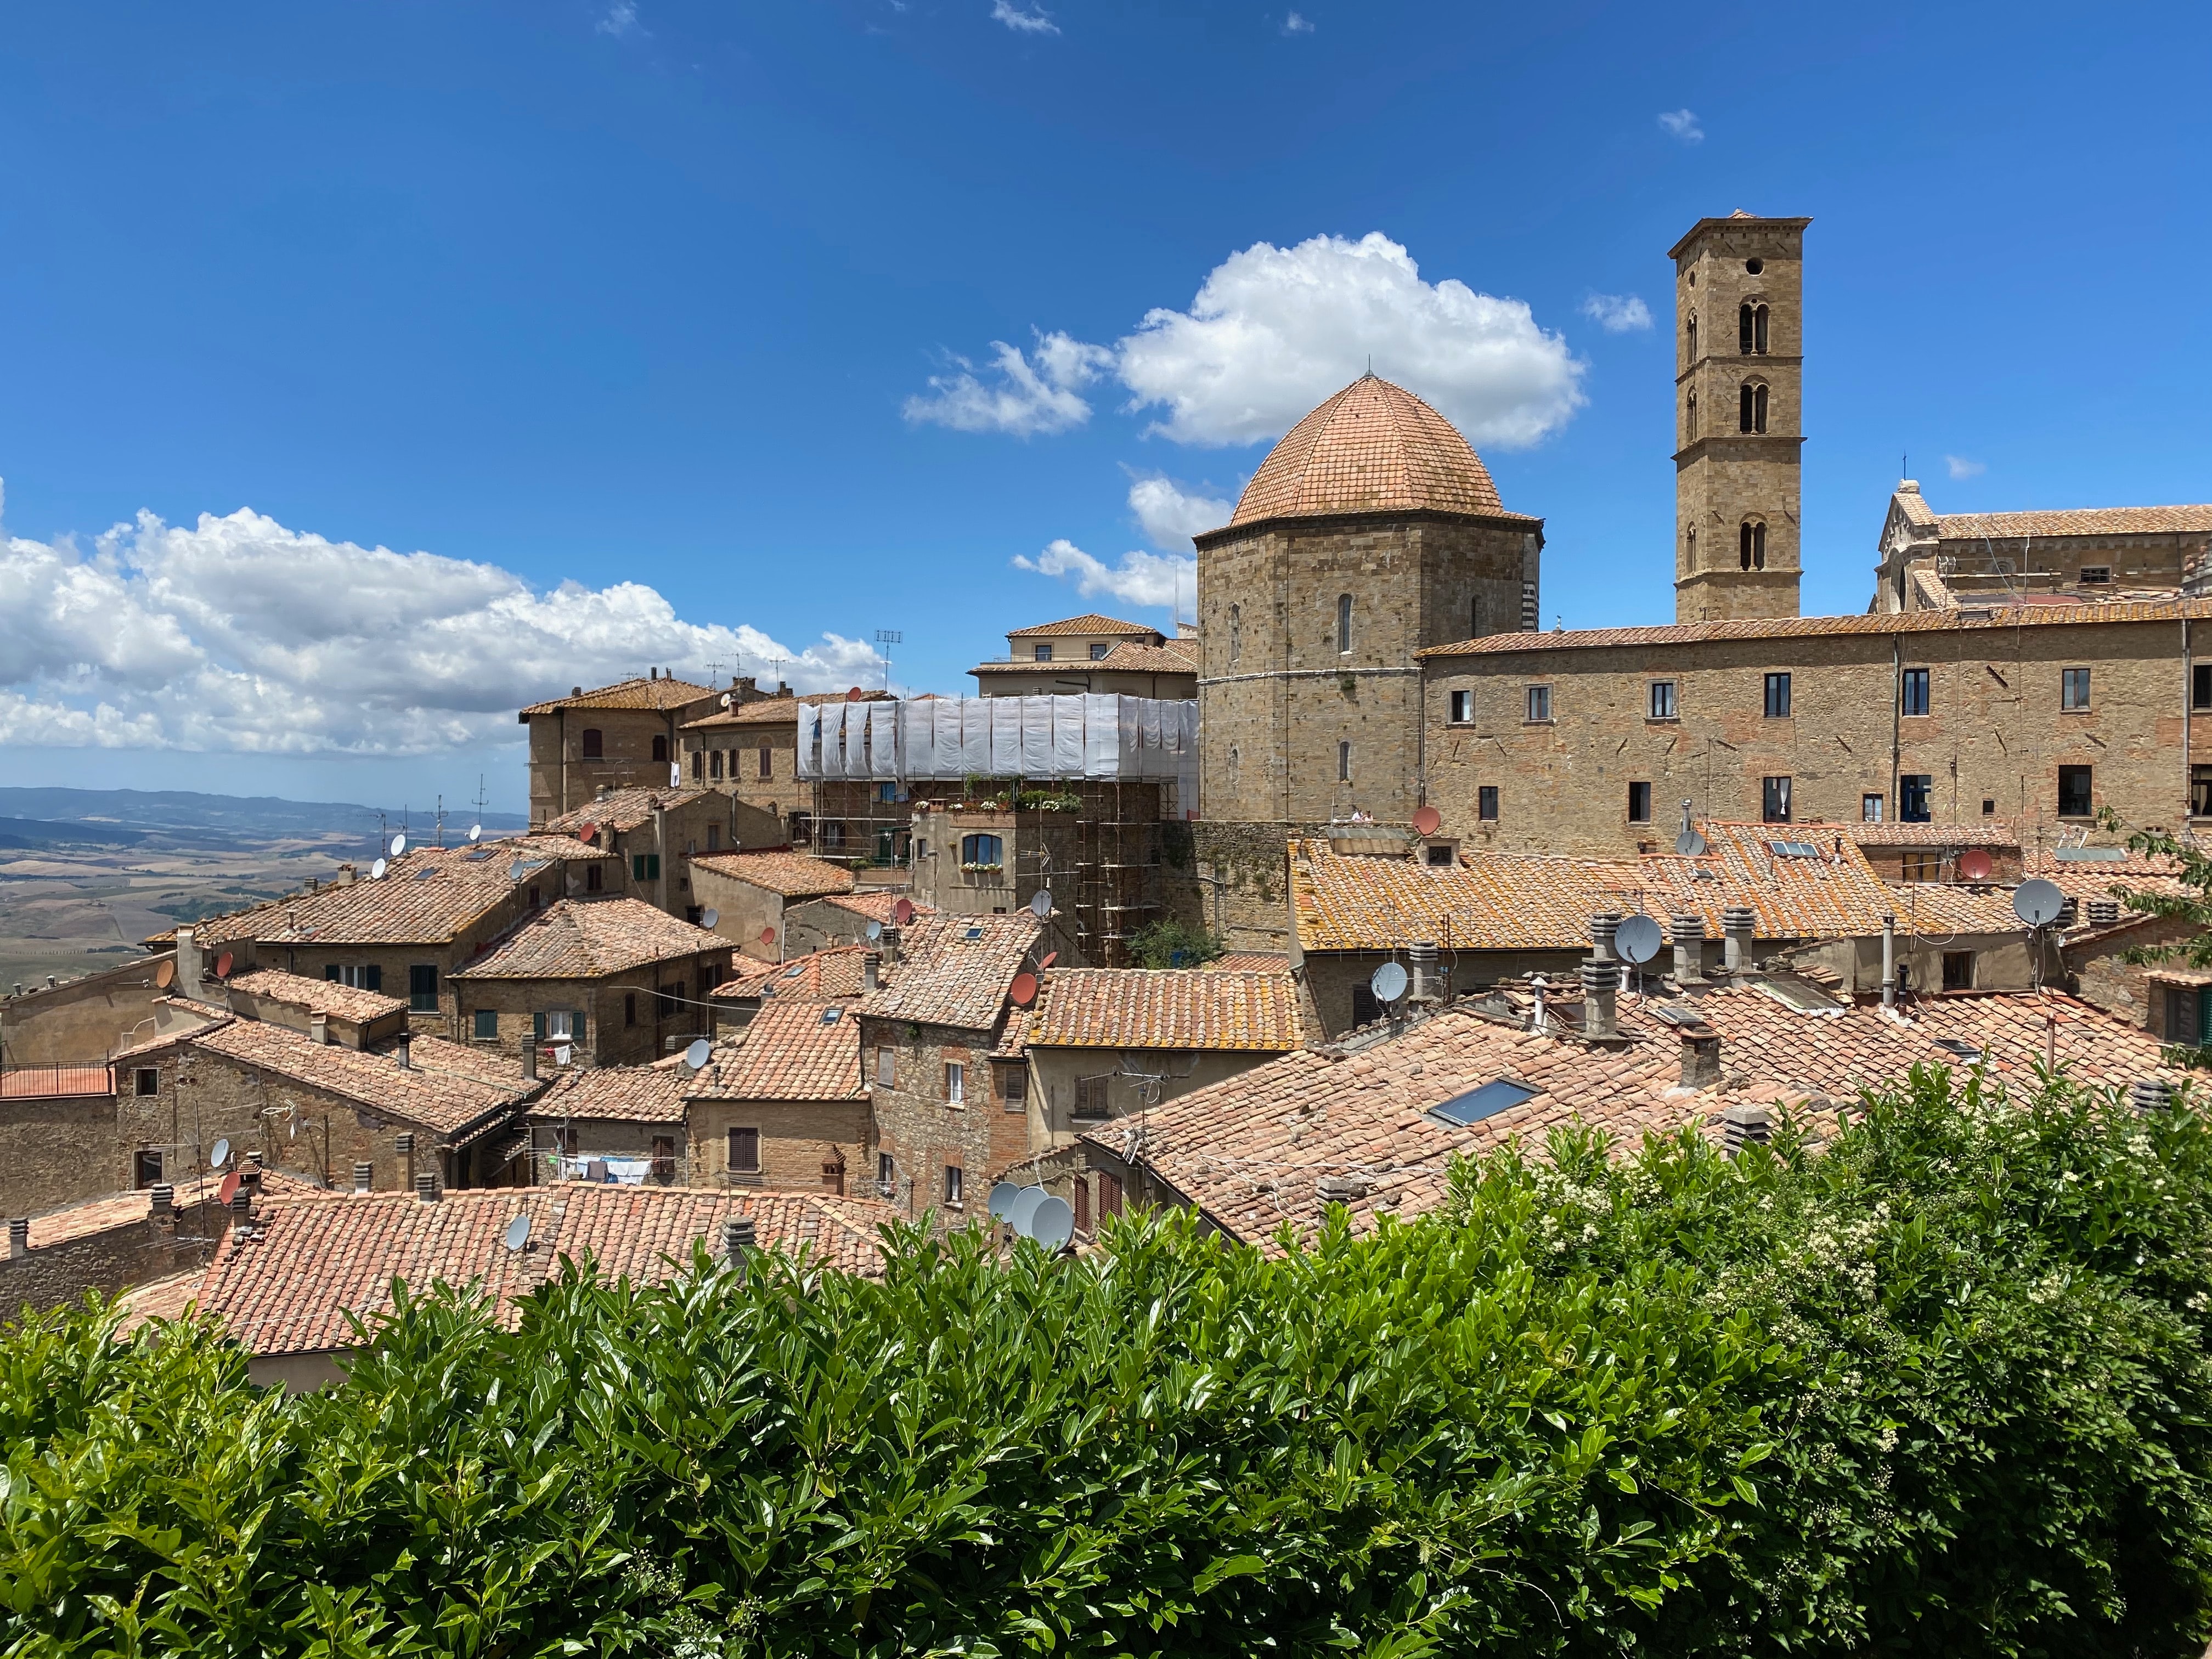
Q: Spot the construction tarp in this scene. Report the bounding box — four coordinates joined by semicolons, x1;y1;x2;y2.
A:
797;695;1198;783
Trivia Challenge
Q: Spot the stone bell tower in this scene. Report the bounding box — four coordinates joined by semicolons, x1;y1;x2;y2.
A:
1671;212;1809;623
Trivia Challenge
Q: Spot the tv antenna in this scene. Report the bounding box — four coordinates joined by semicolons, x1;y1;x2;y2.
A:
435;795;447;850
875;629;902;691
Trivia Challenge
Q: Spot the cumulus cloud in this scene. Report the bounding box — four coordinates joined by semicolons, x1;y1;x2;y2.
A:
1012;539;1194;611
1126;473;1233;549
1945;455;1986;480
1581;293;1652;333
1658;109;1703;143
0;489;883;755
990;0;1058;33
902;330;1110;436
1283;11;1315;32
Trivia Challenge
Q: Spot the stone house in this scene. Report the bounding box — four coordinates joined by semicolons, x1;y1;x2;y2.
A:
689;849;859;961
707;945;880;1036
1872;484;2212;614
448;898;731;1070
907;799;1121;965
540;786;781;922
2;1179;245;1318
520;1060;693;1184
856;913;1041;1219
783;889;926;955
520;672;727;825
685;999;872;1195
0;949;181;1066
970;614;1198;699
678;690;922;865
0;1063;121;1218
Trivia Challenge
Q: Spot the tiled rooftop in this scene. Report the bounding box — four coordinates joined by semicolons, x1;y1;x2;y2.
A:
687;997;867;1102
681;691;891;732
1026;969;1305;1051
191;853;524;949
1933;505;2212;540
541;786;717;838
225;968;407;1023
691;849;856;899
1212;951;1293;973
1005;614;1161;639
1843;821;2022;848
528;1060;691;1124
452;898;724;981
518;676;720;716
821;889;928;924
710;945;877;1004
857;912;1041;1033
0;1063;113;1100
190;1020;535;1139
186;1183;896;1354
1227;375;1530;529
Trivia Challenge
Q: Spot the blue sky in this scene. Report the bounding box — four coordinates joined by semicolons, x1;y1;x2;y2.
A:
0;0;2204;811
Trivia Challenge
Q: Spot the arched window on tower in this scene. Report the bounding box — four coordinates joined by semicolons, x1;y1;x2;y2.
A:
1686;390;1698;439
1228;603;1242;664
1740;521;1767;571
1336;594;1353;654
1754;304;1769;354
1686;311;1697;364
1686;528;1697;571
1739;382;1768;433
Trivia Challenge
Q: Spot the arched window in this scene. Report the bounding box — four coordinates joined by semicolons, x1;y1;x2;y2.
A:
1686;528;1697;571
1739;382;1768;433
1740;521;1767;570
1470;595;1482;636
1227;603;1242;663
1686;310;1697;364
651;735;669;763
581;727;603;760
1754;304;1768;354
1336;594;1353;654
1686;390;1697;439
960;833;1004;870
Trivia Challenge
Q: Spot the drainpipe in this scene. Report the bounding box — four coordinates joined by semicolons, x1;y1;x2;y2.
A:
1889;633;1903;819
653;802;669;913
1881;911;1897;1008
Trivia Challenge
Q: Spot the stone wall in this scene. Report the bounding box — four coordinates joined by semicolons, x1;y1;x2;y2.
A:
685;1097;871;1194
2066;916;2204;1033
1190;821;1306;953
527;704;710;825
0;952;177;1064
1023;1045;1278;1150
860;1016;1028;1222
452;956;725;1070
0;1087;122;1218
1;1194;232;1317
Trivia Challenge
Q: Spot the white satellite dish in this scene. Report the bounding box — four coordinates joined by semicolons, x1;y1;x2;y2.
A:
866;920;883;941
1028;1195;1075;1249
700;907;720;930
508;860;529;882
209;1137;230;1169
1005;1186;1048;1234
1030;889;1053;919
1675;828;1709;857
503;1214;532;1253
1614;913;1663;964
683;1037;713;1071
1369;960;1409;1005
390;833;407;857
988;1181;1020;1220
467;824;483;844
2013;878;2067;927
370;857;388;881
720;692;734;708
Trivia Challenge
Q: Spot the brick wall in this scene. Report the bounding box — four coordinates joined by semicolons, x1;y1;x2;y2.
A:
860;1016;1025;1221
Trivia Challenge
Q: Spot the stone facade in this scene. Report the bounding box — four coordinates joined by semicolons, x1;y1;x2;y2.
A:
1671;215;1809;623
0;951;178;1064
685;1096;871;1195
859;1017;1029;1221
523;676;724;825
0;1080;122;1218
452;959;724;1070
1;1190;233;1317
1872;483;2212;614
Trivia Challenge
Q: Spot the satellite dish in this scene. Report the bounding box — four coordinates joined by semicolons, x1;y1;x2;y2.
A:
578;823;598;844
371;857;388;880
217;1170;241;1206
1675;829;1709;857
988;1181;1020;1220
508;860;530;882
1411;804;1441;837
210;1137;230;1169
467;824;482;844
866;920;883;941
845;686;864;702
683;1037;712;1071
719;692;733;708
2014;878;2066;927
1959;848;1994;882
154;958;176;989
1005;1186;1047;1234
213;951;234;979
1038;951;1058;971
1615;913;1663;964
700;907;720;929
1029;889;1053;919
504;1215;532;1252
1028;1195;1075;1249
390;833;407;857
1010;972;1039;1007
1370;960;1409;1004
893;898;916;926
759;926;777;946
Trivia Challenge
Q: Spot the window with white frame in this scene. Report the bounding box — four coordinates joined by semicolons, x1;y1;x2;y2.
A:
945;1061;964;1104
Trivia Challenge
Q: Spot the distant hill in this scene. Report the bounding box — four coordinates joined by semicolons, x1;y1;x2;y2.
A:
0;788;529;843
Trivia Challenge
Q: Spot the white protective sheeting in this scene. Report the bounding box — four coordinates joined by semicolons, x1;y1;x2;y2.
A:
868;702;902;780
796;695;1198;783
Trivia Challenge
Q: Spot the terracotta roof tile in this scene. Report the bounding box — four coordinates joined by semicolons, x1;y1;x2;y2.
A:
1214;951;1292;973
691;849;856;899
857;913;1040;1032
0;1063;112;1099
193;854;525;949
687;999;867;1102
1005;614;1162;639
711;945;878;1004
519;676;720;716
189;1183;895;1354
681;691;892;731
453;898;724;981
1027;969;1304;1051
1843;820;2022;848
529;1062;692;1124
1096;638;1199;672
821;890;931;924
225;968;407;1023
190;1020;536;1141
541;786;716;838
1932;505;2212;540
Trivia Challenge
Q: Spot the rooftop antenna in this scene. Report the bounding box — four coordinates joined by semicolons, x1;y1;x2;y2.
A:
703;655;728;685
435;794;446;850
875;630;901;692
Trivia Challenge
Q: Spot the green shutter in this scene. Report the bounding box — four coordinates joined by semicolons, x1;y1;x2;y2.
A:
533;1011;547;1041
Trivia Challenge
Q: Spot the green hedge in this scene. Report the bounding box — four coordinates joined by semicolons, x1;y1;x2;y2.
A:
5;1066;2212;1657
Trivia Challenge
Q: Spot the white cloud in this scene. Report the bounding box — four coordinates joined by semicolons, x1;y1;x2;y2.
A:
990;0;1058;33
1658;109;1703;144
1581;293;1652;333
1115;232;1584;448
1945;455;1986;480
1126;473;1232;549
0;488;884;756
902;330;1109;437
596;2;642;37
1012;539;1194;611
1283;11;1315;32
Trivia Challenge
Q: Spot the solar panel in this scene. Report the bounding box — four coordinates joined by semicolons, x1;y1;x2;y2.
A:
1770;840;1821;859
1430;1078;1538;1127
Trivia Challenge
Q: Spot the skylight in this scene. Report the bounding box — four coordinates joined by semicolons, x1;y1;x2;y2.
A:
964;927;984;940
1430;1078;1539;1127
464;849;496;862
412;868;438;882
820;1007;844;1024
783;964;806;978
1933;1037;1982;1060
1769;840;1821;859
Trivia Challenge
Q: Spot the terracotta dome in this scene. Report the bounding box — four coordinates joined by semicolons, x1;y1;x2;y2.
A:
1227;375;1506;527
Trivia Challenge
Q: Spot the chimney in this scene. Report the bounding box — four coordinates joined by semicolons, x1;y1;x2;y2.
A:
7;1218;26;1259
1881;912;1897;1009
353;1161;374;1193
1669;915;1707;984
1406;940;1441;1004
1588;912;1619;963
311;1012;330;1046
2087;898;2121;927
395;1035;413;1070
2131;1077;2172;1114
1579;958;1618;1041
416;1172;439;1203
521;1038;539;1081
1678;1022;1722;1090
176;925;204;1002
397;1131;416;1192
863;951;881;993
1721;1102;1771;1156
880;926;901;966
337;863;357;887
148;1183;176;1218
723;1214;756;1276
244;1158;263;1197
228;1188;252;1230
1529;974;1548;1034
1722;906;1757;974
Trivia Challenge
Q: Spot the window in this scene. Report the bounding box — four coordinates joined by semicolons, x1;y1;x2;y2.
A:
1942;951;1975;992
546;1010;577;1040
1627;781;1652;823
691;749;703;780
1448;689;1474;724
586;863;602;892
2058;764;2094;818
528;884;541;910
133;1149;163;1188
581;727;603;759
1762;776;1793;823
706;823;719;851
624;992;636;1027
1338;741;1351;782
1034;642;1052;662
1899;774;1933;822
876;827;895;862
1432;1078;1540;1126
709;749;723;781
1889;667;1930;718
329;963;382;991
473;1008;498;1040
408;964;438;1013
1002;1066;1027;1111
1982;798;1996;816
1425;843;1454;866
1074;1175;1091;1233
1740;520;1767;570
2196;664;2212;710
1863;793;1884;822
1470;596;1483;636
1739;382;1768;433
1350;983;1382;1027
1228;604;1242;663
2062;667;2092;710
134;1067;159;1097
631;853;661;881
960;833;1003;870
876;1047;894;1090
1525;685;1553;723
945;1061;964;1104
1090;641;1109;661
877;1152;895;1196
1075;1075;1111;1119
651;735;668;763
1648;680;1677;720
727;1127;760;1173
655;983;682;1020
1685;309;1697;363
2080;565;2111;585
1763;672;1791;718
1899;850;1940;883
1336;594;1353;653
1739;301;1768;354
1686;528;1696;571
1098;1169;1124;1218
945;1165;964;1206
878;781;896;803
2194;764;2212;818
759;745;773;780
650;1135;676;1183
1686;390;1697;439
1478;786;1499;821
